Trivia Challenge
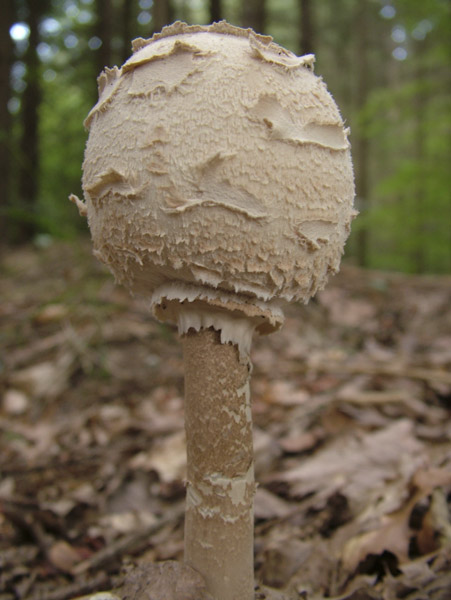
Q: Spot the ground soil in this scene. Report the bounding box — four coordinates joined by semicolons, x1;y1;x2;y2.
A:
1;241;450;599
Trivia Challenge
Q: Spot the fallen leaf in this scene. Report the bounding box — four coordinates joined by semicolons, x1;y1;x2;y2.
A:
129;431;186;482
10;352;76;399
33;303;69;324
261;536;312;588
254;426;282;476
342;502;412;572
278;420;424;512
48;540;83;573
254;487;293;520
279;429;320;453
342;466;451;573
71;594;121;600
119;561;213;600
318;288;377;329
100;510;157;535
262;381;310;406
2;389;29;415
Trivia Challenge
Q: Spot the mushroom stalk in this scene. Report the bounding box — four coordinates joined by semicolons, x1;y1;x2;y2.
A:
182;327;254;600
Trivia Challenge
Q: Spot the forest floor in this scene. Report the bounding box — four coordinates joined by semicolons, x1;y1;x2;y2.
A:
0;240;450;600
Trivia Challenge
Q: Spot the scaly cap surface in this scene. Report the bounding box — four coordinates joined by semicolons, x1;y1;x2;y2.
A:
80;21;355;336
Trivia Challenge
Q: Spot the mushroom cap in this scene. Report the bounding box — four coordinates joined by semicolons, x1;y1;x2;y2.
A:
82;21;355;314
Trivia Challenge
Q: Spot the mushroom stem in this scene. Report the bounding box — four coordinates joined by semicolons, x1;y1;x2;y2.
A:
182;327;255;600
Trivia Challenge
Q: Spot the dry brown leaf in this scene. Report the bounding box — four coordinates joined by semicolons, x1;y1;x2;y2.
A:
100;511;157;536
278;420;424;512
255;585;296;600
413;467;451;494
254;426;282;476
254;487;293;520
129;431;186;482
33;303;69;324
71;594;121;600
342;466;451;573
48;540;84;573
261;537;312;588
279;429;320;454
342;501;413;572
262;381;310;406
2;389;29;415
417;488;451;554
318;288;377;329
119;561;213;600
9;351;76;399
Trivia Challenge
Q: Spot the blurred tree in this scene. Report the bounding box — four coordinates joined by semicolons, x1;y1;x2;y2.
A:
353;0;370;268
242;0;266;33
152;0;174;33
17;0;49;240
1;0;449;271
358;0;451;273
0;0;14;233
95;0;113;71
210;0;222;23
299;0;313;55
37;0;102;238
120;0;134;64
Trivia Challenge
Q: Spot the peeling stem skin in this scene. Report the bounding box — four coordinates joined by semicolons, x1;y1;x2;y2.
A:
182;327;255;600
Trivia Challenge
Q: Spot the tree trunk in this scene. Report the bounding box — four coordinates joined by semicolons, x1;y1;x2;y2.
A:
18;0;42;240
299;0;314;55
183;328;255;600
120;0;133;65
209;0;222;23
241;0;266;34
354;1;370;267
0;0;14;235
95;0;113;73
152;0;174;34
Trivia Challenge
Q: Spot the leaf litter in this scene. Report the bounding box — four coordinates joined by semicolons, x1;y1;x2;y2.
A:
0;242;450;599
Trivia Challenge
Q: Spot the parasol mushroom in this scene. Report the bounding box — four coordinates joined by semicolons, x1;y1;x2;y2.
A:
71;21;355;600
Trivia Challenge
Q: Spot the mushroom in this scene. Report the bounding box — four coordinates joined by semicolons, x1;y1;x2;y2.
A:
71;21;355;600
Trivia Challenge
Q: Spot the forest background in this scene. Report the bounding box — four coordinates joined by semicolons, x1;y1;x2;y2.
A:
1;2;451;598
1;0;450;275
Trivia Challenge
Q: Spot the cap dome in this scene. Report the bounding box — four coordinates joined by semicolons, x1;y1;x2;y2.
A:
82;21;355;306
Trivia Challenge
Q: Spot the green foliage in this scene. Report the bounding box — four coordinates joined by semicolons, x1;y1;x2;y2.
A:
39;76;90;238
352;0;451;273
6;0;451;273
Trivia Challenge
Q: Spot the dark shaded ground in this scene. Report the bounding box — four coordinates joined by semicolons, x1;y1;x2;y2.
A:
1;241;450;600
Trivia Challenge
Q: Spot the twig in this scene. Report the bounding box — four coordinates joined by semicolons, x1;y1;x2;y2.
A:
6;330;70;368
0;501;52;556
0;448;103;476
307;361;451;386
24;572;109;600
71;504;184;575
